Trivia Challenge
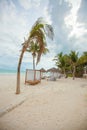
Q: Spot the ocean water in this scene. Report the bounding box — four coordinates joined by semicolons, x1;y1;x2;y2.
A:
0;69;25;74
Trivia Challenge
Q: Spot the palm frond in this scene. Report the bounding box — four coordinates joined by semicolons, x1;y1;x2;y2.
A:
44;24;54;40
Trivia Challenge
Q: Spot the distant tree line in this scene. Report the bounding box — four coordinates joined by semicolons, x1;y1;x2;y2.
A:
53;51;87;79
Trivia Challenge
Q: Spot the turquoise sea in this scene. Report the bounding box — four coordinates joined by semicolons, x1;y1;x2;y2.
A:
0;69;25;74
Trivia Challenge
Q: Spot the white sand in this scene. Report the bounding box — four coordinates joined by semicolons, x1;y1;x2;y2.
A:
0;74;87;130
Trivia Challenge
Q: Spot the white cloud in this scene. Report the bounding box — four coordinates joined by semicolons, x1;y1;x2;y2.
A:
64;0;86;39
0;0;30;57
63;0;87;55
65;0;81;14
43;6;52;24
18;0;41;10
37;55;55;70
72;37;87;54
69;23;87;38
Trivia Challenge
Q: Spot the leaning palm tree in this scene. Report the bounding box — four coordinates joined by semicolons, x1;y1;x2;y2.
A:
69;51;78;80
16;17;54;94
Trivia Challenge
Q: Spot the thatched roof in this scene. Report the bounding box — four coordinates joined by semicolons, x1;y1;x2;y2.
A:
47;67;59;72
40;68;46;72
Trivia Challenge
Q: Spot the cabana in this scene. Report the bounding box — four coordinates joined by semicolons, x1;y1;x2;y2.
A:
47;67;61;79
25;69;41;85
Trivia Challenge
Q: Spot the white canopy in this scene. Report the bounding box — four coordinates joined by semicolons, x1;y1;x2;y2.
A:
25;69;41;84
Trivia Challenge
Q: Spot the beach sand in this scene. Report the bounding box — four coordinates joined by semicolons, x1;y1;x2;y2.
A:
0;74;87;130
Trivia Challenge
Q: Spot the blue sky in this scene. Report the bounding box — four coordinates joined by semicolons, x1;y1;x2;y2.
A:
0;0;87;71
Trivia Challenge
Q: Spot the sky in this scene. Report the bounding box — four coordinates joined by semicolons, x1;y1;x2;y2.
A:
0;0;87;71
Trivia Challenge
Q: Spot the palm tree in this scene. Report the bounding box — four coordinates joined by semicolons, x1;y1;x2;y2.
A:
69;51;78;80
58;52;66;75
26;42;39;81
26;41;49;80
77;51;87;77
54;52;67;76
16;17;54;94
79;52;87;64
27;42;39;70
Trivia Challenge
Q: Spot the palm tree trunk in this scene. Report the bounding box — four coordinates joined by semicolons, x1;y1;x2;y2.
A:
16;49;25;94
73;66;75;80
33;55;36;80
63;68;66;78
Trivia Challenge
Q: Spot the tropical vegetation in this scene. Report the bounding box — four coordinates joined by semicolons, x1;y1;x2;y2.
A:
54;51;87;79
53;52;70;77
